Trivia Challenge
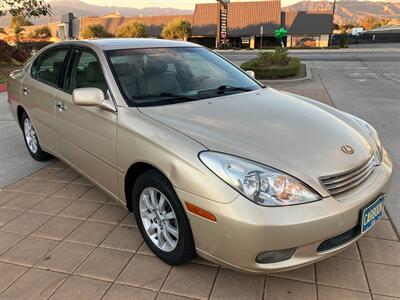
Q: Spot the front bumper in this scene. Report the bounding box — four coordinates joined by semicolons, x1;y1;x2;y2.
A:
178;149;393;273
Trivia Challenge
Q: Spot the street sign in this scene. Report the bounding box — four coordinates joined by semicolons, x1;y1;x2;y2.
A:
275;27;287;38
260;26;264;35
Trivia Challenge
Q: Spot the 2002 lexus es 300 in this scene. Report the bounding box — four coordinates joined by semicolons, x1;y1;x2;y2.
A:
7;39;392;273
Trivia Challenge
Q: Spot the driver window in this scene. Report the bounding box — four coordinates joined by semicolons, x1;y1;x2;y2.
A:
70;50;109;97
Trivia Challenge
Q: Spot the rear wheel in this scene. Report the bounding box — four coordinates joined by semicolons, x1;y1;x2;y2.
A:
21;112;52;161
132;169;196;265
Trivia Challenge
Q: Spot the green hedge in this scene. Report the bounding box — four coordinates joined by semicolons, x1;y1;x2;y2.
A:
241;57;300;79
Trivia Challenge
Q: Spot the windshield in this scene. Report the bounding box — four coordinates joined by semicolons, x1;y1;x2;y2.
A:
106;47;261;106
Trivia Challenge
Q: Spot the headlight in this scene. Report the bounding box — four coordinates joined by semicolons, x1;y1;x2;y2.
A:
199;152;321;206
350;115;383;165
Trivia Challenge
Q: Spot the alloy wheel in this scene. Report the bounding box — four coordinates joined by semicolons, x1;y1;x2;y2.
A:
139;187;179;252
24;118;38;154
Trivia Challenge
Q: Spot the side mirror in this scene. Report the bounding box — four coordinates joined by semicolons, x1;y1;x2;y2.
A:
73;87;104;106
245;70;256;79
72;88;115;112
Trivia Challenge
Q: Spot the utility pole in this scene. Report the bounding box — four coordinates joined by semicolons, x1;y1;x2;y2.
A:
330;0;337;46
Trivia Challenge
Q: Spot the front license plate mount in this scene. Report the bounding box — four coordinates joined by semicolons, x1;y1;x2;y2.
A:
361;194;385;233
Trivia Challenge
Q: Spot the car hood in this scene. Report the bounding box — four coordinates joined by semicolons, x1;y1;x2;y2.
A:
138;88;373;196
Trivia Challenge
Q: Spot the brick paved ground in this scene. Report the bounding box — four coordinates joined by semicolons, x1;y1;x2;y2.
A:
0;89;399;299
0;161;399;300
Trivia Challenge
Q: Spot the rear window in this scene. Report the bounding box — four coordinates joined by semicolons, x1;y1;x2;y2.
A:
32;48;69;87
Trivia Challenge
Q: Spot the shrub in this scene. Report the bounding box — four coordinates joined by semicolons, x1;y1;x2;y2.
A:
12;47;30;63
0;40;31;65
0;40;14;65
81;24;113;39
17;41;53;52
218;42;232;49
161;18;192;41
29;26;51;39
246;58;300;79
340;35;349;48
116;21;146;38
241;48;300;79
255;48;289;67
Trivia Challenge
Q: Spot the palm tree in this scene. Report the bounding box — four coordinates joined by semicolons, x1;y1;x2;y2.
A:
14;25;25;44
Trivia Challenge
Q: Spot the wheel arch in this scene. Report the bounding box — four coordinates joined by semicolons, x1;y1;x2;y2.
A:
17;105;26;129
124;162;172;212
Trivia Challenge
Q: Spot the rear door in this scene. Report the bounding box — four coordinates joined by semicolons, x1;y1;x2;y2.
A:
55;47;118;197
22;47;70;155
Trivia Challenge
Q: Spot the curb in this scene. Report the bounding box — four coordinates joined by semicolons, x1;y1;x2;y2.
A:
0;83;6;93
260;61;312;84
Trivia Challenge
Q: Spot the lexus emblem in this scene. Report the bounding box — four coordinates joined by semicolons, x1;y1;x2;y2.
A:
341;145;354;155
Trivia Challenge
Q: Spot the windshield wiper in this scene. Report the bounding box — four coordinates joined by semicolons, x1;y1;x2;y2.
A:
198;85;253;95
136;92;199;103
218;85;253;92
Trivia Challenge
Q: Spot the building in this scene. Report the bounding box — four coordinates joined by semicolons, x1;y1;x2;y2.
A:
282;11;333;47
1;0;334;48
361;24;400;44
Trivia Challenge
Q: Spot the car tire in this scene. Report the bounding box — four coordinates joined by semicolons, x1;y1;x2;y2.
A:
132;169;196;265
21;112;52;161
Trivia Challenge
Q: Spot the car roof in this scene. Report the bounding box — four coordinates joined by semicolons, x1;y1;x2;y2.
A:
55;38;201;51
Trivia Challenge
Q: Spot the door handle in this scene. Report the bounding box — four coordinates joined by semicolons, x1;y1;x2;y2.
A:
56;102;67;112
22;87;30;95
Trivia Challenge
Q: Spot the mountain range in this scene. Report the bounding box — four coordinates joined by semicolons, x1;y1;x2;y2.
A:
283;1;400;24
0;0;193;27
1;0;400;27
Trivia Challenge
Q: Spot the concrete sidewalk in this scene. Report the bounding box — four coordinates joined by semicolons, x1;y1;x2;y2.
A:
0;92;52;188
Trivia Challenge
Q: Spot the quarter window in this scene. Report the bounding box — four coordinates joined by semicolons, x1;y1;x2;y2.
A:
33;48;69;86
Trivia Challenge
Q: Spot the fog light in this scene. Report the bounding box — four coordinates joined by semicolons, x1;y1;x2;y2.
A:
256;248;296;264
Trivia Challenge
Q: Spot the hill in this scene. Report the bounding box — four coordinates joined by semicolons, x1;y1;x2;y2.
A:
284;0;400;25
0;0;193;27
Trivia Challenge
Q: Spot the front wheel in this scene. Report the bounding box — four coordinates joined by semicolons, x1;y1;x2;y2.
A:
21;112;52;161
132;170;196;265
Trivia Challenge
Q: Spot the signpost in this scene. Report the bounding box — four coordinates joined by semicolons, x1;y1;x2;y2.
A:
330;0;337;46
220;7;227;42
260;26;264;50
275;27;287;48
217;0;230;49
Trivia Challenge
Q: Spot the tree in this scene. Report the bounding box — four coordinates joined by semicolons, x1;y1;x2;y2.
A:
29;25;51;39
116;21;146;38
161;18;192;41
333;23;339;31
0;0;51;18
81;24;113;39
378;18;390;27
362;15;379;31
10;15;32;28
13;24;24;42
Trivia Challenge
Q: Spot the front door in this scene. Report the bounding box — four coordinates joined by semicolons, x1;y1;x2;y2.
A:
55;47;118;197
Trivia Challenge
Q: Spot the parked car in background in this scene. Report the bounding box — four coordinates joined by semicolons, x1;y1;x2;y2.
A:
7;39;392;273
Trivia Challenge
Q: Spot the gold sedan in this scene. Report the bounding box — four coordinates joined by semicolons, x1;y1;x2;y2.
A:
7;39;393;273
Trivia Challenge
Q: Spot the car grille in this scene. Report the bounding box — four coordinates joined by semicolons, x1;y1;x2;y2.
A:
317;226;361;252
319;156;375;196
